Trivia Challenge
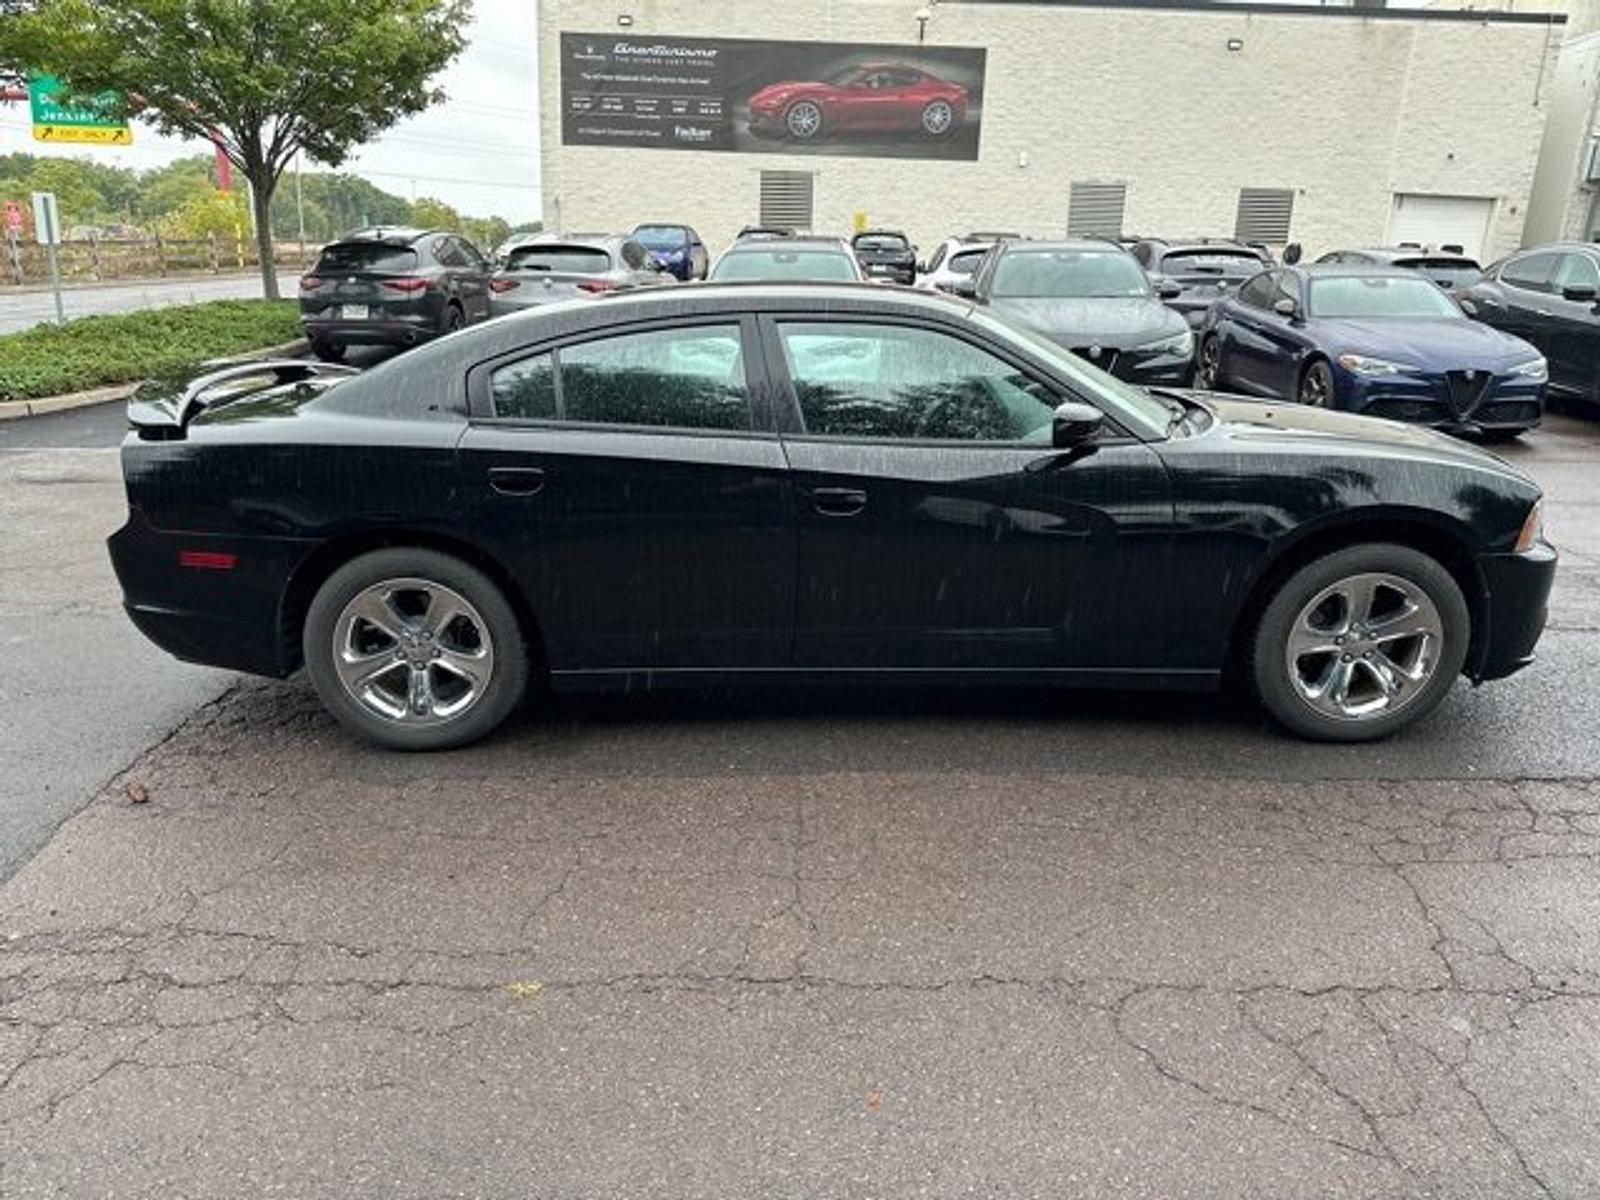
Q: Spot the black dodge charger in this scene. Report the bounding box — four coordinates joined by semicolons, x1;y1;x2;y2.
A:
109;284;1554;751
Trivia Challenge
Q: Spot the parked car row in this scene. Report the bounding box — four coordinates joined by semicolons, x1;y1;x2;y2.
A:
297;221;1595;446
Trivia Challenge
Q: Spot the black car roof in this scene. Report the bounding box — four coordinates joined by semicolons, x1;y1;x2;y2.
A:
333;226;436;246
854;229;908;239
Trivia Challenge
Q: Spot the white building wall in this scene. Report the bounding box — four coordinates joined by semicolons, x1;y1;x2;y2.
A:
539;0;1562;260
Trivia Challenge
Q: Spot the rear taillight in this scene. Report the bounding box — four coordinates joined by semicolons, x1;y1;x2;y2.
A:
488;277;520;293
299;276;322;290
380;277;429;293
178;550;237;570
577;279;616;294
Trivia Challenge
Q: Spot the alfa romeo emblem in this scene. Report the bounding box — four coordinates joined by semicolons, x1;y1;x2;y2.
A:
1088;344;1104;358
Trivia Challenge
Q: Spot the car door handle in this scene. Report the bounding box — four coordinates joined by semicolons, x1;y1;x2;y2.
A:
488;466;546;496
811;487;867;517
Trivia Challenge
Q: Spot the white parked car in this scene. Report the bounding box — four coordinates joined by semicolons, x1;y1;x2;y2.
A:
915;237;999;292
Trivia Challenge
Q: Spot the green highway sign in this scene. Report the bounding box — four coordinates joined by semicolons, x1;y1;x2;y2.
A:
28;73;131;145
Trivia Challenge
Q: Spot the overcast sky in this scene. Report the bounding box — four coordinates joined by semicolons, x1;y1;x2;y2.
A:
0;0;542;224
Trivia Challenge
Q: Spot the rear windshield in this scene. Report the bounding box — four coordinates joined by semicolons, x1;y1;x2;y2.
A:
1308;276;1462;319
992;249;1148;299
710;249;858;282
1391;256;1480;271
948;249;987;275
1158;250;1263;275
855;235;909;252
315;243;419;273
633;225;687;250
506;245;613;273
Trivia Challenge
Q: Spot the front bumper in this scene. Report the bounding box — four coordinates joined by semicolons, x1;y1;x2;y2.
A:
1473;540;1557;681
1339;370;1545;432
1069;345;1193;386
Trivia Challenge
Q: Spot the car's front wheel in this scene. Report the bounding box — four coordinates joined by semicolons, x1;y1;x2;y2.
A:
785;100;824;141
1298;358;1335;408
1197;334;1224;390
303;548;529;751
1250;543;1469;742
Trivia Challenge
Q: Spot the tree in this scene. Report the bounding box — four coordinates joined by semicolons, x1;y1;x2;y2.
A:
12;0;470;297
409;196;461;232
158;188;248;239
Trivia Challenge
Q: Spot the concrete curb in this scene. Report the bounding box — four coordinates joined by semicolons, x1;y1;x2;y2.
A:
0;338;310;421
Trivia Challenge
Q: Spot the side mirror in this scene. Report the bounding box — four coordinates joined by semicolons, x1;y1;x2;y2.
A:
1282;242;1303;266
951;277;979;299
1563;283;1598;303
1272;297;1299;319
1458;297;1479;317
1156;280;1182;300
1052;401;1105;448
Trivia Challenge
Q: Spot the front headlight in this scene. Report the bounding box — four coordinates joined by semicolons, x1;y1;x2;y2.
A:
1514;498;1544;553
1137;329;1194;357
1337;354;1421;376
1508;356;1548;381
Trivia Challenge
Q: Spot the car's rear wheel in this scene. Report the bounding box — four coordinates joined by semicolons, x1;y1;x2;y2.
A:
1197;334;1225;390
921;100;957;137
303;548;528;751
785;100;823;141
309;337;345;363
440;303;465;335
1250;543;1469;742
1298;358;1335;408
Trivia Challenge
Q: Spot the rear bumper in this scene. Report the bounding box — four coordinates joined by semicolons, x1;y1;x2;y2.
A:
108;513;308;678
301;314;437;347
1473;540;1557;681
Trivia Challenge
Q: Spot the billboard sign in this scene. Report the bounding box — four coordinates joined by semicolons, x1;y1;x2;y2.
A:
560;33;985;161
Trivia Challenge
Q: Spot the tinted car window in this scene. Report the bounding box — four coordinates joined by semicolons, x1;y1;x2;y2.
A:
949;249;987;276
1158;250;1263;276
456;239;488;270
560;326;750;431
855;234;909;252
1552;252;1600;293
991;249;1148;299
434;239;466;268
315;243;419;273
778;321;1056;442
506;246;613;273
709;249;858;282
1236;272;1276;308
632;225;687;252
491;353;558;420
1308;276;1460;319
1501;252;1559;292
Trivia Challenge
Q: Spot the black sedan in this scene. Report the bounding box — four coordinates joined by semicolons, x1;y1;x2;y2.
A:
299;227;492;361
1456;242;1600;407
955;239;1196;385
110;285;1554;751
851;229;918;284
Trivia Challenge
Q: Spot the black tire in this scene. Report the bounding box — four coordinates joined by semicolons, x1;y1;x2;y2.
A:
784;100;824;142
309;337;345;363
1197;334;1225;391
1298;358;1335;408
303;548;529;751
1249;543;1470;742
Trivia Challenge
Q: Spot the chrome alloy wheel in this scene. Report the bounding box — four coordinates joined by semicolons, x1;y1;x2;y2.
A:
1285;572;1443;721
331;577;494;725
786;101;822;138
921;100;954;135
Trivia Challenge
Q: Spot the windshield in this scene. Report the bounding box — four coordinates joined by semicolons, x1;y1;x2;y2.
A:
855;235;908;253
710;249;858;282
968;307;1172;436
505;246;612;273
1309;276;1462;319
992;249;1149;299
315;243;418;273
632;226;687;251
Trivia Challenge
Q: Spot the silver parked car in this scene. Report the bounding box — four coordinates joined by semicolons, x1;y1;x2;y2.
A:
915;236;999;292
487;235;674;316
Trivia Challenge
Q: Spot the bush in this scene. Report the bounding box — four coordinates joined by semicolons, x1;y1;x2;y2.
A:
0;300;302;402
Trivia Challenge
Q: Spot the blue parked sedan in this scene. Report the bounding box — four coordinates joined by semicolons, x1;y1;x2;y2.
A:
1196;265;1547;439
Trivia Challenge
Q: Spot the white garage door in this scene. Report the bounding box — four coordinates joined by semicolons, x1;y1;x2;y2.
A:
1386;194;1494;260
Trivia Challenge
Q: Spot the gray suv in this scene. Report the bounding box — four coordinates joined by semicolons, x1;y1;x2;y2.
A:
299;227;492;361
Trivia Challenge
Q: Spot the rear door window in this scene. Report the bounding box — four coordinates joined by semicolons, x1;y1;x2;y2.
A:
488;325;752;431
315;243;419;273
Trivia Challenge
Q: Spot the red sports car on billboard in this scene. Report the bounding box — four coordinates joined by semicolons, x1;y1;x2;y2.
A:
747;62;969;142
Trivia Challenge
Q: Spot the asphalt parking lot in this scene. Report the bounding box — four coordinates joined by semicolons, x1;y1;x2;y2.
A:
1;403;1599;1196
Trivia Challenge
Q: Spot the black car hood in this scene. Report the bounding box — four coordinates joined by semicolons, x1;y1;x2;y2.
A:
1188;392;1535;484
989;297;1186;348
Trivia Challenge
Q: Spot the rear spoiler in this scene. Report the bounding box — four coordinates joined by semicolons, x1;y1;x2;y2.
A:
127;359;358;439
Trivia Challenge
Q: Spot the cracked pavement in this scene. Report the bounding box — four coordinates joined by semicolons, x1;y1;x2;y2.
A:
1;411;1599;1195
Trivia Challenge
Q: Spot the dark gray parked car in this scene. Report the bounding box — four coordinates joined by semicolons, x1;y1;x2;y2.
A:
299;227;492;361
487;235;673;317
